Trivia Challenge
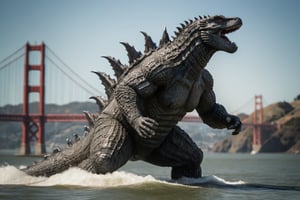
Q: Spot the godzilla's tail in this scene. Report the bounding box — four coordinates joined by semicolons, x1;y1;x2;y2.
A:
23;128;94;177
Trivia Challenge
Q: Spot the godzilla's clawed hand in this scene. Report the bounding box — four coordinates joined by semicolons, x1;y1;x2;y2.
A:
133;117;159;138
226;115;242;135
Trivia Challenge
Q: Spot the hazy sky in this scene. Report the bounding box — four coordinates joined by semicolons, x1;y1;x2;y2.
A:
0;0;300;114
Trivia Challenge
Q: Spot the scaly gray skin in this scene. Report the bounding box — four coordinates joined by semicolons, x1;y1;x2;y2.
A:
24;15;242;179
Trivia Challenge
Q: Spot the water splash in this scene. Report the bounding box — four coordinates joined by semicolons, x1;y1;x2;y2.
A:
1;165;299;191
0;165;244;188
0;165;158;187
0;165;46;185
173;175;245;187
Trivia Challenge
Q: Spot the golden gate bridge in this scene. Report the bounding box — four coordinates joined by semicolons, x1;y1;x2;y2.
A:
0;43;277;155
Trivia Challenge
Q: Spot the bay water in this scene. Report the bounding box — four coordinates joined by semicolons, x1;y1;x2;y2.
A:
0;152;299;200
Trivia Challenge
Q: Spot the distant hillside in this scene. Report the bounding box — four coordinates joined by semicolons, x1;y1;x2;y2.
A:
0;102;229;152
0;102;98;115
212;98;300;154
3;98;299;154
0;102;97;150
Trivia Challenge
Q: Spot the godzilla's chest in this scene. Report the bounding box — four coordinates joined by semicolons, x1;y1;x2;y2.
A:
157;76;204;112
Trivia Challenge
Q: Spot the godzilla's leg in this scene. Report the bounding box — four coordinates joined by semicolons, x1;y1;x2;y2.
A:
144;126;203;179
78;116;133;174
23;127;95;177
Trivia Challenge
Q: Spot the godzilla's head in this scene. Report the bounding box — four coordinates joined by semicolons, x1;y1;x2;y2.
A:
199;15;242;53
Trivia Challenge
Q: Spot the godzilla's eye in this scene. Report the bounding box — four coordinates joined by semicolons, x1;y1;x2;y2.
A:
214;16;225;24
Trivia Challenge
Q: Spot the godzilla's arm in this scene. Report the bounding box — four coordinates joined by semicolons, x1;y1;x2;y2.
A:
196;70;241;134
115;79;144;124
115;79;155;138
196;89;227;129
196;90;241;134
115;67;171;138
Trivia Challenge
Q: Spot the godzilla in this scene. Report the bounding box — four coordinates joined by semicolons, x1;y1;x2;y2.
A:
24;15;243;179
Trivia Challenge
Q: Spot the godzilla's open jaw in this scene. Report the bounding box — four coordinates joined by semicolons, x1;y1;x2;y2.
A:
216;18;242;53
219;26;239;45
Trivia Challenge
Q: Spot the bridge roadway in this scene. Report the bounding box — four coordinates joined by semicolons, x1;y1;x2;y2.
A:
0;114;87;122
0;114;274;128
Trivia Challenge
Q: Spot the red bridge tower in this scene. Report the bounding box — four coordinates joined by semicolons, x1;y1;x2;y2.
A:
21;43;46;155
252;95;263;152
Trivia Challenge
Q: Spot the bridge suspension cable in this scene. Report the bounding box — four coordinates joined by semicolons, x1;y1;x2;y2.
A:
45;55;97;96
0;45;24;71
0;43;105;106
231;96;254;114
0;45;25;106
45;45;100;96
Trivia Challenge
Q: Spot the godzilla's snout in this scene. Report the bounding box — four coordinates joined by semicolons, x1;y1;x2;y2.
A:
228;17;242;30
211;16;242;53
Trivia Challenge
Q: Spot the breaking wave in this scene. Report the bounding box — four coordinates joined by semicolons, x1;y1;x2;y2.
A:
0;165;159;187
1;165;299;191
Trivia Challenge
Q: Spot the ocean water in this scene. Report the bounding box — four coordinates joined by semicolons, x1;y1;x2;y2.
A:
0;152;299;200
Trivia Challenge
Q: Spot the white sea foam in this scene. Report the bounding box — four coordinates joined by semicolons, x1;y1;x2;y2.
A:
174;175;245;186
0;165;245;188
0;165;159;187
0;165;47;185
